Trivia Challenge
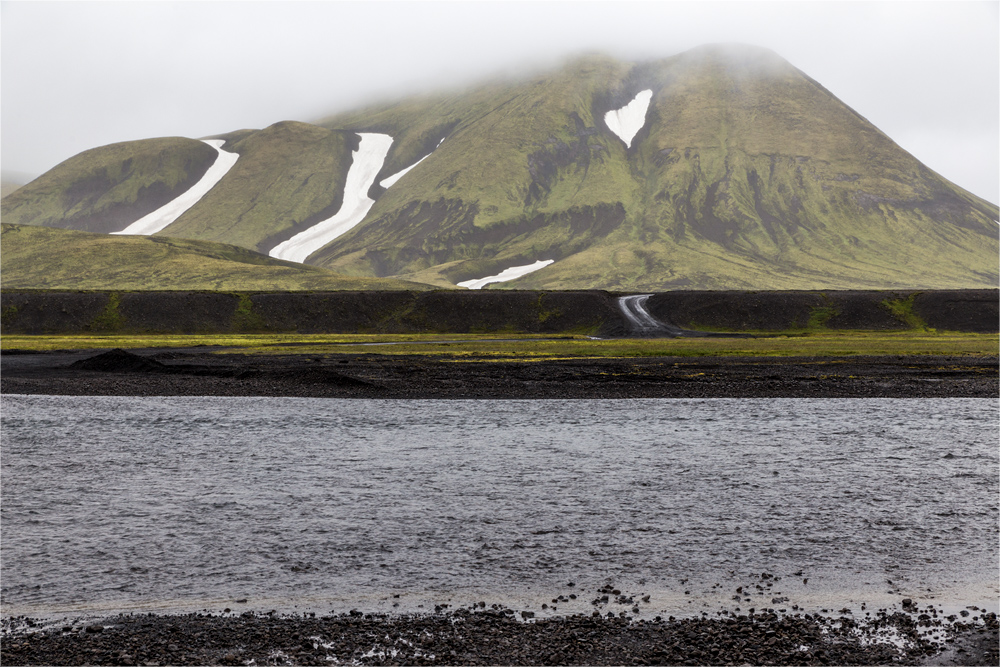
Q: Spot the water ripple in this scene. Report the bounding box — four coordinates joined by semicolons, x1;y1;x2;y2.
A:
1;396;996;616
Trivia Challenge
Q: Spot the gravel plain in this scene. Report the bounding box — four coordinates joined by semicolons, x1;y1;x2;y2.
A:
3;600;997;666
1;348;997;399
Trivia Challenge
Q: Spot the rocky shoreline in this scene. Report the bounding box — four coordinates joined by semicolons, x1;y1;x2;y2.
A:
1;348;997;398
2;604;997;666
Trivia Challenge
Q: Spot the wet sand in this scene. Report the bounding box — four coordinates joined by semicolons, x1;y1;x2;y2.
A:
1;348;997;398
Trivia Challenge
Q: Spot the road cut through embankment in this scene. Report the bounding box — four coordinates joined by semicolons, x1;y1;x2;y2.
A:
0;290;995;336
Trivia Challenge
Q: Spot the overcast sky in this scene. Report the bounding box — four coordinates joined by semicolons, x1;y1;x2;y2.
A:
2;1;998;203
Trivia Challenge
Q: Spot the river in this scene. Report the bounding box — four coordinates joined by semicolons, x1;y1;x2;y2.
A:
1;396;996;620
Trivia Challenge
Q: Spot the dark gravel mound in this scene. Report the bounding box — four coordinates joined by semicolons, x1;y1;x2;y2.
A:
69;348;165;373
269;367;374;387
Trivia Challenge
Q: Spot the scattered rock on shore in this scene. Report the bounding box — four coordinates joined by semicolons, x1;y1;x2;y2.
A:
2;606;996;666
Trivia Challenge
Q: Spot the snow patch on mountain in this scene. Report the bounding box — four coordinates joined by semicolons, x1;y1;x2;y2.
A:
379;138;444;189
112;139;238;236
457;259;555;290
269;133;393;263
604;89;653;148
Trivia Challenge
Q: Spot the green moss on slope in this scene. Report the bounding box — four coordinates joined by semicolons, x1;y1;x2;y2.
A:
0;224;435;292
881;294;929;330
159;121;356;253
311;46;999;291
231;293;267;331
0;138;217;234
4;47;996;292
89;292;126;331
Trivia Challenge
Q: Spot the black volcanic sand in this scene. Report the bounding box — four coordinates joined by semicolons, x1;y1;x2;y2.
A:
1;348;997;398
2;604;997;666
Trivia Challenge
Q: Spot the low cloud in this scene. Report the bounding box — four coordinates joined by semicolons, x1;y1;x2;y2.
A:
2;2;996;202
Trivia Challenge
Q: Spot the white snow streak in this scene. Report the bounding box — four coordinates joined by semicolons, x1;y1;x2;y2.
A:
457;259;555;290
604;89;653;148
269;133;393;264
379;138;444;189
112;139;238;236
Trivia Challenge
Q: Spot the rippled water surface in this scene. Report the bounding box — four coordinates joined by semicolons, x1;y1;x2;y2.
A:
2;396;997;617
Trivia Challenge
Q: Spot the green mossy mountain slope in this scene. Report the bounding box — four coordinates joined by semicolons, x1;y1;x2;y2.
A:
311;55;640;284
4;45;997;290
311;46;998;289
0;224;432;291
0;138;217;234
158;121;356;253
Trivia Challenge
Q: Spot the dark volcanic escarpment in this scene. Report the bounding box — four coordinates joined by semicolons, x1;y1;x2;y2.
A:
1;289;995;336
645;290;1000;333
3;45;996;291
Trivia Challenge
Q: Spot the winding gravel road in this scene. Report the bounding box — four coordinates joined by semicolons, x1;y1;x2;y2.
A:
617;294;702;337
617;294;753;338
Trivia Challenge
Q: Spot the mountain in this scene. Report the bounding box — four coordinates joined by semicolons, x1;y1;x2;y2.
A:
0;182;23;199
0;223;432;291
3;44;997;290
1;138;217;234
142;122;357;254
1;170;36;199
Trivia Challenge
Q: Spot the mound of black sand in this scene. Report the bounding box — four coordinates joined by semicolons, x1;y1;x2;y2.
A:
70;348;165;373
2;608;996;666
65;351;373;387
269;367;374;387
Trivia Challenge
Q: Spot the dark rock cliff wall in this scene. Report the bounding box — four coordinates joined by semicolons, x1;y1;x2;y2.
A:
0;291;620;336
646;290;998;333
1;290;995;336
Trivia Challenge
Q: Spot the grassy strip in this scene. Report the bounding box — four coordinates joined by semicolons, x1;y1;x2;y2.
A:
2;331;997;358
0;333;570;352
